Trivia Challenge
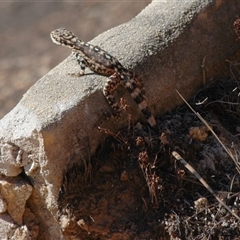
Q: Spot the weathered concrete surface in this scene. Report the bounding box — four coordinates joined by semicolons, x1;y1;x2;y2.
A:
0;0;240;239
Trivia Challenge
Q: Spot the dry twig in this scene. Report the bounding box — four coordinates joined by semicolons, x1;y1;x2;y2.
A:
172;151;240;221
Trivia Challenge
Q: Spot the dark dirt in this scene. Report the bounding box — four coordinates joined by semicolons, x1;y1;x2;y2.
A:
58;71;240;239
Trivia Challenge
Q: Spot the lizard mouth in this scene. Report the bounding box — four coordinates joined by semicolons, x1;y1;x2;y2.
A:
50;33;61;45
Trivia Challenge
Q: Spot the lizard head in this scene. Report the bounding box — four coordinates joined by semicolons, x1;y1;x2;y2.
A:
50;28;79;48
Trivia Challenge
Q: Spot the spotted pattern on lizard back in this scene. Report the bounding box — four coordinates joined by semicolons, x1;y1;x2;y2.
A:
50;28;157;129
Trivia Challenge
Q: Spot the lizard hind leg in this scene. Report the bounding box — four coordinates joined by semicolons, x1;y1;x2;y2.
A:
103;73;122;120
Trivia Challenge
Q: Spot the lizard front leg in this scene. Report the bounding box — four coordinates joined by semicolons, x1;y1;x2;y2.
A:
71;51;87;76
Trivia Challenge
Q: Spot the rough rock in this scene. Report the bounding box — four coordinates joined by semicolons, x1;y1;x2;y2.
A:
0;176;33;225
0;0;240;239
0;213;17;239
0;211;38;239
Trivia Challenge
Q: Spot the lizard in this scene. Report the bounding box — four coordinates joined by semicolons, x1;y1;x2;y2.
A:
50;28;157;130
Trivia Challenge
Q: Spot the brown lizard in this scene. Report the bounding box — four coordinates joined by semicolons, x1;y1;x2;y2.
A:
50;28;157;129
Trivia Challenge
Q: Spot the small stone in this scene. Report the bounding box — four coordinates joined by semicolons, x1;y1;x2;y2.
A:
120;170;129;181
0;195;7;213
13;225;31;240
189;126;209;142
